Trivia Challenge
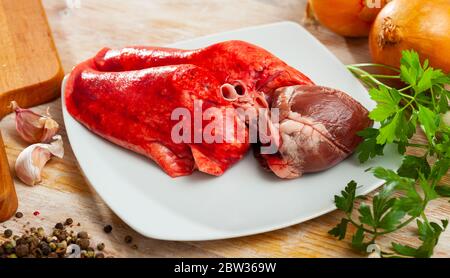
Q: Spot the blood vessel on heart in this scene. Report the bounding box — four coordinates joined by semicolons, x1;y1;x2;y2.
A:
65;40;372;178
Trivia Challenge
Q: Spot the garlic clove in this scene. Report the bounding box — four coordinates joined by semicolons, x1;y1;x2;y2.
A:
15;135;64;186
11;101;59;143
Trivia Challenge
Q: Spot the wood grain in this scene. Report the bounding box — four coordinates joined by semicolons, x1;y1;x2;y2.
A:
0;0;64;118
0;131;18;222
0;0;449;258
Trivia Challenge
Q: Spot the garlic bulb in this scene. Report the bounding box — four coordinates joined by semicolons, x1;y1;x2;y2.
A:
11;101;59;143
15;135;64;186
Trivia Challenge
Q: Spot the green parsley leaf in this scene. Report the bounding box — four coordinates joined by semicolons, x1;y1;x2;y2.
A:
328;218;349;240
397;155;431;179
358;203;375;227
369;87;401;122
392;242;418;257
418;104;439;141
355;128;385;163
378;210;405;231
430;158;450;181
435;185;450;197
351;227;366;252
334;180;358;213
377;113;402;144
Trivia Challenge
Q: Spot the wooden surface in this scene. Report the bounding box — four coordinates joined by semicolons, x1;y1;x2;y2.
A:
0;0;64;118
1;0;450;258
0;130;17;222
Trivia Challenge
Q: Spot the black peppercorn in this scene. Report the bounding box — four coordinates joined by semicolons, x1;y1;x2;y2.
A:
40;242;51;256
54;222;64;230
103;225;113;233
65;218;73;226
97;242;105;251
77;238;90;250
15;244;29;258
77;231;88;239
124;235;133;244
15;212;23;219
3;229;12;238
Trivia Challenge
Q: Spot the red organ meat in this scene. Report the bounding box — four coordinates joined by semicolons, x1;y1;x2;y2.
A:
93;40;313;103
65;62;249;177
65;40;372;178
258;85;372;179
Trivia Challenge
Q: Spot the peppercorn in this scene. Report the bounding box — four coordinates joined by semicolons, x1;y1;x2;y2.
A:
124;235;133;244
49;242;57;251
15;237;26;246
15;244;29;258
40;242;51;256
65;218;73;226
103;225;113;233
3;229;13;238
86;250;95;258
4;242;14;254
57;241;67;249
37;227;45;238
57;232;67;241
95;252;105;258
77;231;88;239
53;229;60;237
56;247;66;256
15;212;23;219
77;238;90;250
54;222;64;230
97;242;105;251
34;248;43;258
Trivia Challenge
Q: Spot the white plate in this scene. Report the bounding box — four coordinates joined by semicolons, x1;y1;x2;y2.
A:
62;21;401;241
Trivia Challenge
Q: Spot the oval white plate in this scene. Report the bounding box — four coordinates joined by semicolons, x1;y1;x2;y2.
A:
62;21;401;241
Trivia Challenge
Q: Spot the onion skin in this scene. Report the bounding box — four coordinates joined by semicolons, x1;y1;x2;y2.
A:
308;0;388;37
370;0;450;73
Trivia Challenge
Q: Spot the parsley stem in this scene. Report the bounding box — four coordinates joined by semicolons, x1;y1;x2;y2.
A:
399;85;412;92
399;92;414;99
376;216;416;236
360;74;400;80
346;217;376;234
347;63;401;73
421;211;430;225
431;87;436;110
347;66;393;89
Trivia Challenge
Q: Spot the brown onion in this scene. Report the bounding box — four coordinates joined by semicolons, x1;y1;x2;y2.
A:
308;0;388;37
369;0;450;73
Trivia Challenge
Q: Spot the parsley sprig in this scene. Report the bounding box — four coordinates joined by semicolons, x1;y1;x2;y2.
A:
329;51;450;258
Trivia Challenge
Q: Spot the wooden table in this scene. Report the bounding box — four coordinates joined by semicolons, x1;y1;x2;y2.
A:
1;0;449;258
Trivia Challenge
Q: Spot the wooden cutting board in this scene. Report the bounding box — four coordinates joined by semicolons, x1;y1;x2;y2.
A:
0;0;64;117
0;0;64;221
